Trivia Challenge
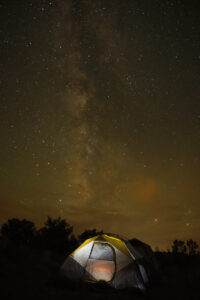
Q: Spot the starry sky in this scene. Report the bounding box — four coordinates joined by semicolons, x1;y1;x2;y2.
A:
0;0;200;250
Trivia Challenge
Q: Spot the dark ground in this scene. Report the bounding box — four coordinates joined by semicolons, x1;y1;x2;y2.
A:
0;240;200;300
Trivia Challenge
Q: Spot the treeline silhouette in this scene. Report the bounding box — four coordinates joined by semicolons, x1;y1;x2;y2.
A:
0;217;199;256
0;217;103;255
171;239;199;255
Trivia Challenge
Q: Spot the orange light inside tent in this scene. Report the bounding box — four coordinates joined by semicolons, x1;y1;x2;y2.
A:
92;263;115;273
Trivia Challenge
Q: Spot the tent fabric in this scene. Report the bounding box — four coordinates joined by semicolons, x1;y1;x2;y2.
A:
85;259;115;282
111;262;145;290
72;241;93;267
60;256;84;280
129;238;159;274
102;234;132;258
59;233;153;292
71;236;97;257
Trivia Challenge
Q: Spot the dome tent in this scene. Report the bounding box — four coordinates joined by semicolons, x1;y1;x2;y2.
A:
59;233;151;292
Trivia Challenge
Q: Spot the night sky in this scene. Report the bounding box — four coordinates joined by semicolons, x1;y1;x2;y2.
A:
1;0;200;250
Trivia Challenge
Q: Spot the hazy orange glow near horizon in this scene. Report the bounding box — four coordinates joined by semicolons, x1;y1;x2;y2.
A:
0;0;200;250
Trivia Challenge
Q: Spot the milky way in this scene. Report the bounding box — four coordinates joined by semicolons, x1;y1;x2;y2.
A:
0;0;200;249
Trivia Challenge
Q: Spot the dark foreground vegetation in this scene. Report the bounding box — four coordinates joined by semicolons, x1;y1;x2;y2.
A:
0;217;200;299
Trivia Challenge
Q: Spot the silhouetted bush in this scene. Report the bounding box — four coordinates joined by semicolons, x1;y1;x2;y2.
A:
1;218;36;246
171;239;199;255
36;216;75;254
186;239;199;255
172;240;186;254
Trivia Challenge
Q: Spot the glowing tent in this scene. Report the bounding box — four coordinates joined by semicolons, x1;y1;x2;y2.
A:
59;233;152;292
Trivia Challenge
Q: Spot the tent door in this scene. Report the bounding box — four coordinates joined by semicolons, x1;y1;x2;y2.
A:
84;242;116;282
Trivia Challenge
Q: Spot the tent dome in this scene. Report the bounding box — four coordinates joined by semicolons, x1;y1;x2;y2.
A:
59;233;155;292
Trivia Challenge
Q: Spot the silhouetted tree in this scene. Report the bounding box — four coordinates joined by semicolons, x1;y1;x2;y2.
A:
172;240;186;254
78;229;103;244
186;239;199;255
1;218;36;246
37;216;73;254
68;233;79;253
